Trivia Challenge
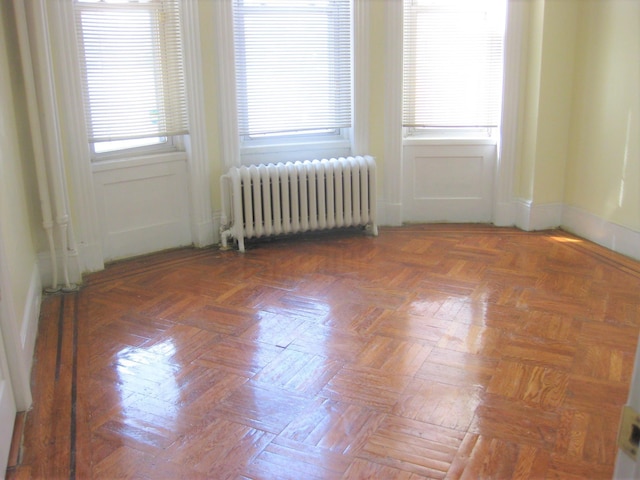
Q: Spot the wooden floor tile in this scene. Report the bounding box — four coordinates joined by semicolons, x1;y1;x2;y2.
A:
6;225;640;479
394;378;482;431
358;415;465;479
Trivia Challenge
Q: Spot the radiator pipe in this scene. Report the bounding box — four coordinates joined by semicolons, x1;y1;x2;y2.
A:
13;0;60;293
33;0;77;292
220;169;245;252
220;173;232;250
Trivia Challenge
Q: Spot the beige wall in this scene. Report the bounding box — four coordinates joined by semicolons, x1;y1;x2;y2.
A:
197;0;224;212
515;0;639;234
367;0;387;171
516;0;544;201
515;0;579;205
565;0;640;231
0;0;39;326
532;0;578;205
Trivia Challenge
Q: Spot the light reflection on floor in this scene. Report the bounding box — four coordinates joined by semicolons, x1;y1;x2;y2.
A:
115;339;181;426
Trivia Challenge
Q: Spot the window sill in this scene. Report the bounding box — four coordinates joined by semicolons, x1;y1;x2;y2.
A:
240;138;352;165
241;137;350;155
403;136;498;147
91;151;188;172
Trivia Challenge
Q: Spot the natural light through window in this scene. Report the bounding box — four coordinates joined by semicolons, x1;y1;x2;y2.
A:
74;0;187;156
233;0;351;139
403;0;506;133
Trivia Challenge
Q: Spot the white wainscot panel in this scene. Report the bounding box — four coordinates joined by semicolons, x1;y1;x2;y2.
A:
413;155;484;199
93;154;192;261
402;144;496;223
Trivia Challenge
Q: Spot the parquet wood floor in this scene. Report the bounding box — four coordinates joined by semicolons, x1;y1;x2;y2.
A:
6;225;640;479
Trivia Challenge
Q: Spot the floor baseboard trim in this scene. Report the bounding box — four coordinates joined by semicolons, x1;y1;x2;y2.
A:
562;205;640;261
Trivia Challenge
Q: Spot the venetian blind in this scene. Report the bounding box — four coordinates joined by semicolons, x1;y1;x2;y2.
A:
403;0;506;128
74;0;188;143
233;0;352;137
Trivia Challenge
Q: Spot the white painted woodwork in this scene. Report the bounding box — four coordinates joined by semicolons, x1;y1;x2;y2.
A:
494;0;530;227
402;143;496;223
92;154;193;261
181;1;215;247
0;321;16;476
0;221;36;411
0;273;17;476
381;0;404;227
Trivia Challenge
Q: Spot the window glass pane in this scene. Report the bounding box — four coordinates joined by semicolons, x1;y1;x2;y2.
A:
403;0;506;129
80;8;159;137
234;0;351;138
74;0;188;148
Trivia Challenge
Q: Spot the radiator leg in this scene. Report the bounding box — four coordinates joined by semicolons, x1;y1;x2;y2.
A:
366;223;379;236
238;236;246;253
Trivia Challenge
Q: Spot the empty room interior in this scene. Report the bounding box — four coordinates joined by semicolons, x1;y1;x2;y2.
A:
1;0;640;478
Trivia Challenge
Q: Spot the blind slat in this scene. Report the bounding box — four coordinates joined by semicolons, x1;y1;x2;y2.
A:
75;0;188;143
403;0;506;129
233;0;352;137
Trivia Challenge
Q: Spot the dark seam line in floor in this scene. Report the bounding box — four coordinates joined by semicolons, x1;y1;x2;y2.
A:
69;292;79;480
55;295;65;381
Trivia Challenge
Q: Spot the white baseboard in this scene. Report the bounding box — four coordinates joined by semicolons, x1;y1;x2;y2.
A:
378;201;403;227
515;199;563;231
38;248;83;290
492;200;517;227
20;264;41;385
562;204;640;261
4;262;42;410
77;241;104;275
193;217;216;247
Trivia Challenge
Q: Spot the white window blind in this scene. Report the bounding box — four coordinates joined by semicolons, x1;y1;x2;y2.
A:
403;0;506;129
74;0;188;144
233;0;352;137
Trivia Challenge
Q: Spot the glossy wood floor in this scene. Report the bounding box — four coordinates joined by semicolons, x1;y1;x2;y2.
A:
7;225;640;479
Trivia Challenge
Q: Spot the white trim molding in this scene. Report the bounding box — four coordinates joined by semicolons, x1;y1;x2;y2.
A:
0;228;39;410
515;199;563;231
494;0;530;227
182;1;214;247
562;205;640;261
214;0;241;172
19;265;42;387
381;0;404;227
351;0;370;156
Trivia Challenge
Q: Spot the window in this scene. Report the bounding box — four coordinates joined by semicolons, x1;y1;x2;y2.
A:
232;0;352;162
74;0;188;158
403;0;506;137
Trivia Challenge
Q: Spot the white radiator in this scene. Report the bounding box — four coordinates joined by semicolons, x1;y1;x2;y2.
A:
220;156;378;252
